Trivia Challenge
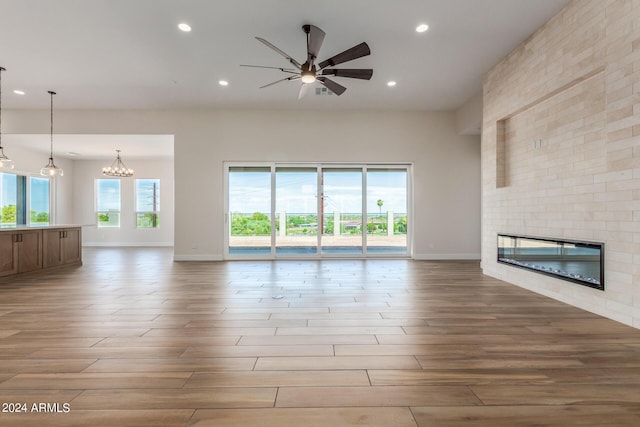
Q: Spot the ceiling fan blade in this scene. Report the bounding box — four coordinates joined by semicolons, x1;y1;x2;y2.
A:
260;76;299;89
303;24;325;63
255;37;302;69
318;42;370;70
298;83;310;100
321;69;373;80
241;64;298;74
317;77;347;96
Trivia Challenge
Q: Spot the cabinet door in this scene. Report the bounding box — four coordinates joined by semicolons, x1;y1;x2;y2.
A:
42;229;62;268
62;228;81;265
0;233;18;277
17;230;43;273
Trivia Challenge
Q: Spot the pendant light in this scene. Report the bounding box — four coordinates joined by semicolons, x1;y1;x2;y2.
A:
40;91;63;177
102;149;133;177
0;66;14;170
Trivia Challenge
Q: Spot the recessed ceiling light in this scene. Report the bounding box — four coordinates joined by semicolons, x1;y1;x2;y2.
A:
178;23;192;32
13;90;25;95
416;24;429;33
66;152;81;156
219;80;229;86
387;81;397;87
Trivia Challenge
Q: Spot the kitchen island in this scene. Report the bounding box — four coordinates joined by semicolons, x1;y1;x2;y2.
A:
0;225;82;277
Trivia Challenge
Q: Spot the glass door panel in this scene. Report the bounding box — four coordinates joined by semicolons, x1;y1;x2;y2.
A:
321;168;363;255
276;167;318;255
228;167;272;255
366;169;408;254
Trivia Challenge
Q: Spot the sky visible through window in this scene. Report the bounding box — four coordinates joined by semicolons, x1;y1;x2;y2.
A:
30;177;49;213
229;169;407;214
97;179;121;211
0;173;16;208
136;179;160;211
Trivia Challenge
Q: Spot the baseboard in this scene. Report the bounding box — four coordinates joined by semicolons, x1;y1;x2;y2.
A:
83;242;174;247
177;253;480;261
173;254;224;261
413;253;481;260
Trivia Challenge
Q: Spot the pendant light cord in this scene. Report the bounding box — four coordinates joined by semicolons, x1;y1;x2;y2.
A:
48;90;56;158
0;67;4;148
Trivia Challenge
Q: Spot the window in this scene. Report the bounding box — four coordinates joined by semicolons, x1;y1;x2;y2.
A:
96;179;121;227
30;177;50;225
1;172;48;227
135;179;160;228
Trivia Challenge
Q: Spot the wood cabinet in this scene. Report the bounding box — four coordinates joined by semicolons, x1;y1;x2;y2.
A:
0;230;42;277
0;232;18;277
17;230;43;273
0;226;81;278
43;227;82;268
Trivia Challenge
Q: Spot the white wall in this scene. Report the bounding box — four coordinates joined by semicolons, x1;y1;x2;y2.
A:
73;158;174;246
455;91;483;135
6;108;481;260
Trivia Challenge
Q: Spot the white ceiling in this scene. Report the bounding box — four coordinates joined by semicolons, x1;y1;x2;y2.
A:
0;0;569;158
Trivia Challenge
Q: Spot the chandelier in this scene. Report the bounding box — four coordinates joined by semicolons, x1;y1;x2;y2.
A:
0;66;14;170
103;150;133;177
41;91;63;177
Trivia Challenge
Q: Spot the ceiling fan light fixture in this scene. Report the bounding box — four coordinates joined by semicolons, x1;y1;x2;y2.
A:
301;73;316;84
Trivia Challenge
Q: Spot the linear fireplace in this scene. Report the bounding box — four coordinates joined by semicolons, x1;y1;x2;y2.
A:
497;234;604;290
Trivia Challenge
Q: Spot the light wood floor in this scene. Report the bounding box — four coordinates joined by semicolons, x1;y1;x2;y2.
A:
1;248;640;426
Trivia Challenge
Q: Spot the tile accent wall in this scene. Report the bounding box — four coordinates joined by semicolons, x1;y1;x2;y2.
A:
482;0;640;326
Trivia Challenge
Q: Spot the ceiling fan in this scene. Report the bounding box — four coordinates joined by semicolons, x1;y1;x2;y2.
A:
242;24;372;98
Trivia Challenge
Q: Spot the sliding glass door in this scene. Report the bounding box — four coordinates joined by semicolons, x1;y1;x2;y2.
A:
275;167;318;255
366;169;407;254
225;163;410;259
228;167;272;256
321;168;363;255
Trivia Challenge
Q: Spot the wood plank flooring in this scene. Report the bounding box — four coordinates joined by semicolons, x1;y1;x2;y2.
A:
1;247;640;426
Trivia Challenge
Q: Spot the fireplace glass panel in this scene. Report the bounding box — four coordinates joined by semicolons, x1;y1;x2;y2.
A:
497;234;603;290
